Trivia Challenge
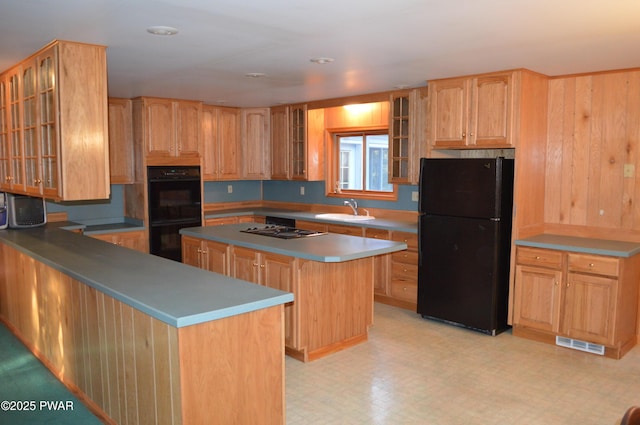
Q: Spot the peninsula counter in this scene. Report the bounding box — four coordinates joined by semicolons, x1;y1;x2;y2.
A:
0;225;293;424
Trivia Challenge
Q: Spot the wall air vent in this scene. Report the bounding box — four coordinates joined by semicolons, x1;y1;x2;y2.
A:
556;336;605;356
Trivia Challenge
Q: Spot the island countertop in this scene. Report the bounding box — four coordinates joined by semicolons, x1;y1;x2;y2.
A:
0;225;293;328
180;222;408;262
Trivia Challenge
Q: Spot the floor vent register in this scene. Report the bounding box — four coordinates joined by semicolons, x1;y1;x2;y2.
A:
556;336;605;356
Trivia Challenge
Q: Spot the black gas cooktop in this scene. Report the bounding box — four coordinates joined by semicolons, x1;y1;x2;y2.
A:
240;225;327;239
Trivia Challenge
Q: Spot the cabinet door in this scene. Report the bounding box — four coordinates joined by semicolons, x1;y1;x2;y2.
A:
116;231;147;253
231;246;259;283
241;108;270;179
513;265;563;332
430;78;469;148
218;107;240;179
145;98;174;157
202;240;229;275
290;105;306;179
562;273;618;346
108;98;134;184
7;67;24;190
37;48;59;197
0;75;9;190
470;73;513;147
262;252;297;347
270;105;289;179
182;236;204;268
201;104;219;180
365;228;390;295
22;59;41;194
389;93;411;183
175;101;201;157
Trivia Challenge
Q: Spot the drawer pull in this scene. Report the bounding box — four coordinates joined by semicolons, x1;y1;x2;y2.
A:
589;263;594;267
535;256;540;260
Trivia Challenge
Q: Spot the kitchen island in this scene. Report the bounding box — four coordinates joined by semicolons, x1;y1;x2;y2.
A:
0;225;293;424
180;222;408;362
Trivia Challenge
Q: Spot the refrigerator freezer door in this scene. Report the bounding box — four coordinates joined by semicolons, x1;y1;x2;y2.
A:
419;157;513;219
417;214;508;334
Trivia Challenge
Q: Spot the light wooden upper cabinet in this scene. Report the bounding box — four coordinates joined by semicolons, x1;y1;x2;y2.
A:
0;40;110;201
429;71;514;149
241;107;270;179
269;103;324;181
135;97;202;160
0;75;9;191
107;98;134;184
389;88;427;184
202;104;241;180
269;105;289;180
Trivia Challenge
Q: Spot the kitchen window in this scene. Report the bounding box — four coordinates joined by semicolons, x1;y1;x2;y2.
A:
328;129;397;200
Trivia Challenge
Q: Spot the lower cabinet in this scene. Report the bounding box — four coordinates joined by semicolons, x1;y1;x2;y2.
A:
181;235;374;362
371;230;418;311
231;246;298;348
296;222;419;311
182;236;229;274
88;230;147;253
513;246;640;359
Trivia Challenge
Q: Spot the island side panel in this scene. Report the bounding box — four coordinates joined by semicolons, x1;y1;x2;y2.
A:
297;257;374;361
177;305;285;425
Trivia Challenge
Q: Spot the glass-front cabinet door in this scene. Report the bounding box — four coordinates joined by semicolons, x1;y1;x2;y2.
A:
389;94;410;183
8;67;24;191
38;49;58;197
0;75;9;190
22;59;41;194
290;104;306;179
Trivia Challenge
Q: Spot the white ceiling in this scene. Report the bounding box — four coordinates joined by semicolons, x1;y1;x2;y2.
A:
1;0;639;107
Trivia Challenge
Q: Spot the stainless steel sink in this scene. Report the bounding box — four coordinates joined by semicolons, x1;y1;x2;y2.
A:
314;213;376;222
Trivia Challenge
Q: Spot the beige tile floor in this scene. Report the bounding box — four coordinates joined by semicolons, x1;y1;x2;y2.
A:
285;303;640;425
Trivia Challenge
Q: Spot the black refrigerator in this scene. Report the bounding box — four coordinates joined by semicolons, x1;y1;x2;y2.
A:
417;157;514;335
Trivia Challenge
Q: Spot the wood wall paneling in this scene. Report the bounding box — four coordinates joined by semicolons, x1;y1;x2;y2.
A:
545;70;640;237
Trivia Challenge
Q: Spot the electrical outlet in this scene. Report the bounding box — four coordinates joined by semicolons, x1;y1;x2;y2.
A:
300;186;305;195
411;191;419;202
624;164;635;178
227;185;233;194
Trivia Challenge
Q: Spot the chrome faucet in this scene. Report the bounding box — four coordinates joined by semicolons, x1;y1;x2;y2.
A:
344;198;358;215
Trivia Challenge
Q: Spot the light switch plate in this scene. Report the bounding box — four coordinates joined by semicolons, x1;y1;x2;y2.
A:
411;191;419;202
227;185;233;193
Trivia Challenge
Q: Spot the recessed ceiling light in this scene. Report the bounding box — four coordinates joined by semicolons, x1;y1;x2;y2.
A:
245;72;266;78
146;26;178;36
310;57;335;64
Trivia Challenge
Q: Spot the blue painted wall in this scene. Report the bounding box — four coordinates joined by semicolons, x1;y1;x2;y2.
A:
46;180;418;221
45;185;126;223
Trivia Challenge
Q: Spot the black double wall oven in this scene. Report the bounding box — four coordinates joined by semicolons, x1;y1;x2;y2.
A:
147;166;201;262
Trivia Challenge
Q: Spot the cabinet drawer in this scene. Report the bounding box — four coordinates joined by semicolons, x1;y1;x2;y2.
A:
516;247;563;269
296;220;328;232
391;261;417;281
568;253;619;277
327;224;364;236
390;231;418;250
392;250;418;265
390;281;417;303
365;228;390;240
